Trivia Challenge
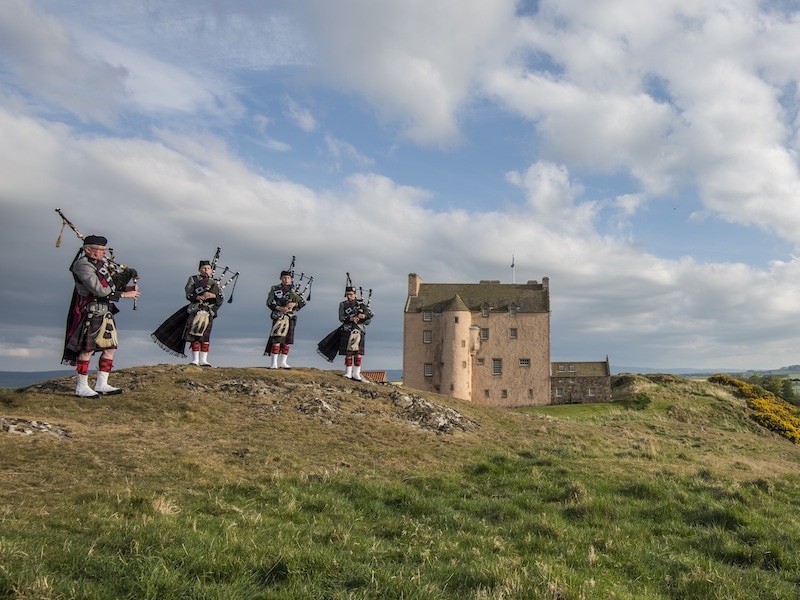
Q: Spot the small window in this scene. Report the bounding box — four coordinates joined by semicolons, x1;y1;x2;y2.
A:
569;364;576;372
558;364;565;372
461;340;466;347
424;363;433;377
519;358;530;367
423;311;432;322
509;306;517;317
422;330;432;344
484;389;490;398
555;388;564;397
501;390;508;398
589;387;597;397
480;328;489;341
527;389;533;398
462;361;467;368
509;328;518;339
476;358;485;366
492;359;502;376
454;316;459;323
482;306;490;318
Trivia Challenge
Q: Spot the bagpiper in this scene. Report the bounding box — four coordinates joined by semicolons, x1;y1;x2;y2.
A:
264;257;312;369
61;234;140;397
317;274;374;381
152;249;238;366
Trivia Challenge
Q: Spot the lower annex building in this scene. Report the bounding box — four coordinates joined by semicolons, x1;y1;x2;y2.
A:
402;273;611;407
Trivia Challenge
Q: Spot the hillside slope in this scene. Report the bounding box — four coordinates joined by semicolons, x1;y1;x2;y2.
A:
2;367;800;599
2;366;799;499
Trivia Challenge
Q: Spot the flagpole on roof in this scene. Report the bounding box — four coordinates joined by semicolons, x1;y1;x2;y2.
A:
511;254;515;284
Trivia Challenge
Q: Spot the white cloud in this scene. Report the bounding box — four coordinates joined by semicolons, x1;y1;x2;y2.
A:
283;96;317;132
287;0;519;146
3;0;800;375
0;0;127;123
324;134;374;170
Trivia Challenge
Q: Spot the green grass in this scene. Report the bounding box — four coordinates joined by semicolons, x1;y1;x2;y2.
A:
2;367;800;598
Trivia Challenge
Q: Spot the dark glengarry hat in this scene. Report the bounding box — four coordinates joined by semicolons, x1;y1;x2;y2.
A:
345;285;356;295
83;235;107;246
199;260;211;268
280;270;292;277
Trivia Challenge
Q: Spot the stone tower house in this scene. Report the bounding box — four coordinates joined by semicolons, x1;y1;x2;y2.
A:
403;273;552;407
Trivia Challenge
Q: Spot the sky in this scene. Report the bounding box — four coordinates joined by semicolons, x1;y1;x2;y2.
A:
3;0;800;374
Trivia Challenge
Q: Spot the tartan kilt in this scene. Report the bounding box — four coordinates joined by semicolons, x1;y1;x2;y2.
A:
264;316;297;353
338;324;366;355
62;291;117;365
63;311;118;364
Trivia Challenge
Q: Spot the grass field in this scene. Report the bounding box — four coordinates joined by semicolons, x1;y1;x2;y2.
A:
2;366;800;599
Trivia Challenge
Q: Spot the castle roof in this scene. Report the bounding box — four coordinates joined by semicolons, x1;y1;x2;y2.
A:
551;361;611;378
405;281;549;314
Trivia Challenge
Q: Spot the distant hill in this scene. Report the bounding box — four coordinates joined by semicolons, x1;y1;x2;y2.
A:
0;370;73;388
7;365;799;388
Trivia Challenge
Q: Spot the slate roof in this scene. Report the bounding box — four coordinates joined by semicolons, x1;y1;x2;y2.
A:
551;361;611;378
405;281;549;314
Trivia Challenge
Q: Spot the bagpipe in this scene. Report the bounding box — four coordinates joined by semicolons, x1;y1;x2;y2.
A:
55;208;139;309
345;272;372;308
207;246;240;303
285;255;314;304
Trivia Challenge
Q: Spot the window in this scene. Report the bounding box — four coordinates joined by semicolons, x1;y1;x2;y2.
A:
454;316;459;323
482;306;490;317
492;359;502;376
461;340;466;347
484;389;490;398
519;358;530;367
509;306;517;317
462;361;467;369
509;328;518;339
569;364;576;372
480;328;489;341
501;390;508;399
589;387;597;397
424;363;433;377
422;330;432;344
555;388;564;397
476;358;485;366
558;364;565;372
423;311;432;322
527;389;533;398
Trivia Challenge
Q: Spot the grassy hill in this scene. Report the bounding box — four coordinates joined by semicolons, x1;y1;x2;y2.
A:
2;366;800;599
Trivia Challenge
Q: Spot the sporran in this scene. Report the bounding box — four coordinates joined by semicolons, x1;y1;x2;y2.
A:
187;310;210;337
271;314;290;337
92;312;118;348
347;329;361;352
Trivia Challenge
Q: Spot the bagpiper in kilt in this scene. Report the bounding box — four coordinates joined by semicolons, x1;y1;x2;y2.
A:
62;234;139;397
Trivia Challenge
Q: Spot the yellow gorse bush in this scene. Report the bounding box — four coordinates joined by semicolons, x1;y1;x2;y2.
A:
709;374;800;444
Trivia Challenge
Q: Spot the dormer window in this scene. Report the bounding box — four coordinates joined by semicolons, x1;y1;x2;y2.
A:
509;306;518;317
482;306;490;318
